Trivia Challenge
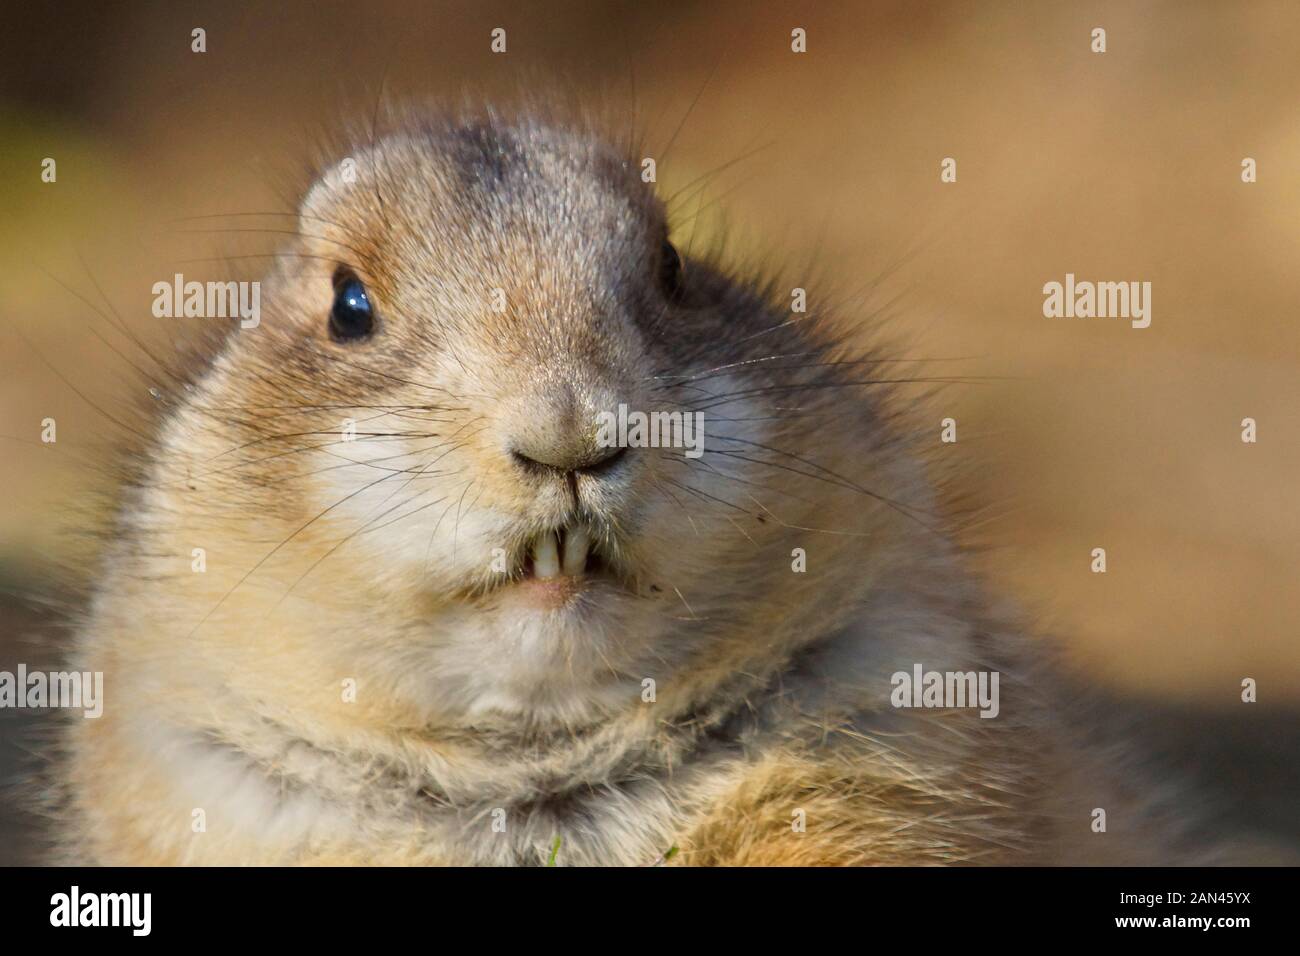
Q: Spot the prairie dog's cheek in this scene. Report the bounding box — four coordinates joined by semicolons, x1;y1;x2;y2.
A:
308;439;514;584
378;508;512;585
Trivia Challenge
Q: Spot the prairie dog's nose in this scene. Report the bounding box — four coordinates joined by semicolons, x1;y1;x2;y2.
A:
507;386;628;477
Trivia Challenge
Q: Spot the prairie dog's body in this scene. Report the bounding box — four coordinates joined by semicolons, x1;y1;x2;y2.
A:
60;111;1196;865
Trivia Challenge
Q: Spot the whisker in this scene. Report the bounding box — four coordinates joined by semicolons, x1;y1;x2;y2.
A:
170;211;364;242
171;226;368;262
185;466;410;639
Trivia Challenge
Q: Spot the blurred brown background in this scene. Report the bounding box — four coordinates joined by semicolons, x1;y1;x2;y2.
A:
2;1;1298;862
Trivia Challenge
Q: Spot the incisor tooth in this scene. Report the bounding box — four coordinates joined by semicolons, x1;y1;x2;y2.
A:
562;527;591;577
533;532;560;579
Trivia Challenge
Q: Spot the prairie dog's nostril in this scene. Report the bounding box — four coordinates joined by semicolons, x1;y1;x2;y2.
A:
579;444;628;475
511;443;628;477
510;449;548;475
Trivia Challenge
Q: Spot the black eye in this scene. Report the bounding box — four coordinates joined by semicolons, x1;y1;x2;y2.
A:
329;272;375;341
658;239;683;302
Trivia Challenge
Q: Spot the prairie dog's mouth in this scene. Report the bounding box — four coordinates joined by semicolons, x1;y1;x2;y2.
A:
524;524;607;580
459;521;634;605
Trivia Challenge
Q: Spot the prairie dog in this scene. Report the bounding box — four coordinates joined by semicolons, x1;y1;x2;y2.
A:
58;107;1204;865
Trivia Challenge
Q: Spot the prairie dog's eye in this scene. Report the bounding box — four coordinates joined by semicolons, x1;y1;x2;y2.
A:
329;271;375;341
658;239;683;302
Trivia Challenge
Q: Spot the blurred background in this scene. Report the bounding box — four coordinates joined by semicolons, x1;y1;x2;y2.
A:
2;0;1298;863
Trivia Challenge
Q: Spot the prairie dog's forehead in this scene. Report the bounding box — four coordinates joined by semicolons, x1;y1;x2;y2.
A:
305;121;659;264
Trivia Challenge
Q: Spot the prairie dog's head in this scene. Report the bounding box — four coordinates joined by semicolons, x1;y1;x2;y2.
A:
163;113;901;729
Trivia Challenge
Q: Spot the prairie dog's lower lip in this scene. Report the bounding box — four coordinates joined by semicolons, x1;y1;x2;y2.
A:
513;574;590;609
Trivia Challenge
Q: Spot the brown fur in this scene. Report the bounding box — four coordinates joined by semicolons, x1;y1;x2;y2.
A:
52;103;1228;866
